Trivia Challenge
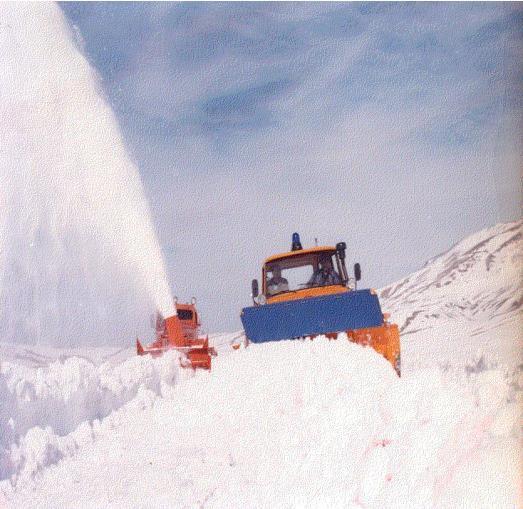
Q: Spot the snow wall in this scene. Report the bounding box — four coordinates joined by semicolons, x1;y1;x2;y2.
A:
0;3;174;347
1;339;521;507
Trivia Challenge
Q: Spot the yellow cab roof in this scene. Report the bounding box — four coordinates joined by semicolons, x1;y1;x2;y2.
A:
264;246;336;265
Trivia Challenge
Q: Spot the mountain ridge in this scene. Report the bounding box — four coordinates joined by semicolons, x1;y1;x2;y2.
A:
379;219;522;370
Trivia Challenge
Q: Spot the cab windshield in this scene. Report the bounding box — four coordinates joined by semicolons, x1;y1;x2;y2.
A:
264;251;344;297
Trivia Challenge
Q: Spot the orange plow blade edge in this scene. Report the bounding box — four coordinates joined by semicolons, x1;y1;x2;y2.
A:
348;323;400;376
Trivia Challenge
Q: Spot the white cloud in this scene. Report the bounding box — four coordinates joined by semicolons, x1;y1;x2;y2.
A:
60;3;522;330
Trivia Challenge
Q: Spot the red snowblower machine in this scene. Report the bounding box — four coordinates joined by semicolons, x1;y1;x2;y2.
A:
136;299;213;370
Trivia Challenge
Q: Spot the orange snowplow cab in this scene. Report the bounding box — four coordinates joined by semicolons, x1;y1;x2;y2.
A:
242;234;401;375
137;301;213;370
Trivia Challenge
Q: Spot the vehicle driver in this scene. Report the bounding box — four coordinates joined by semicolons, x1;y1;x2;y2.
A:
308;256;342;286
267;265;289;295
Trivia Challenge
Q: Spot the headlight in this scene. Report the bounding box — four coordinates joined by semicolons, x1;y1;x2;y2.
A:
255;294;267;305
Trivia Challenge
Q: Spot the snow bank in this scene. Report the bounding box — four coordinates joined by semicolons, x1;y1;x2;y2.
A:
0;352;183;483
3;338;520;508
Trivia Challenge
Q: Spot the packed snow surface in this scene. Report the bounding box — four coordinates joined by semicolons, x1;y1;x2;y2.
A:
0;2;174;348
1;339;520;508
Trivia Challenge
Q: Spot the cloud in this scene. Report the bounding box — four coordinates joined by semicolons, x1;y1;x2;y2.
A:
61;3;522;330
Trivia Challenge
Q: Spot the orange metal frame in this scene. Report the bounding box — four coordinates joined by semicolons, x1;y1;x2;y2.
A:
267;284;347;304
262;246;344;304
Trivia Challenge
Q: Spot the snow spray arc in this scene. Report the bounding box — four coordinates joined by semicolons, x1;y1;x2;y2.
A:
0;4;174;346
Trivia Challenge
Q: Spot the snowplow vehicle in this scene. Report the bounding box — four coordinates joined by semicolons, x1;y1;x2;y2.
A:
241;233;400;375
137;300;213;370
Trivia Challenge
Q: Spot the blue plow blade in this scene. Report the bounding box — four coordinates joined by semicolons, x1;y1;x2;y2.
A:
241;289;384;343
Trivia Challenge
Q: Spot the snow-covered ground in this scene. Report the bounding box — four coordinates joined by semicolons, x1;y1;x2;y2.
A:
1;340;521;508
1;220;521;508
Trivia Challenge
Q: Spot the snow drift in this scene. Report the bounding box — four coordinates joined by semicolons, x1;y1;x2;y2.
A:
1;219;521;507
0;3;173;348
2;339;520;508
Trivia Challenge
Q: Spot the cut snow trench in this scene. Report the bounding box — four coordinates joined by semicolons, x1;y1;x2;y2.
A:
2;339;521;508
0;351;186;483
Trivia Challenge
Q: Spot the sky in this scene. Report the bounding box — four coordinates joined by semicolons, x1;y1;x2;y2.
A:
60;2;522;332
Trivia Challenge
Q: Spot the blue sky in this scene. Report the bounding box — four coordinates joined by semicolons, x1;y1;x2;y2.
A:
61;2;522;331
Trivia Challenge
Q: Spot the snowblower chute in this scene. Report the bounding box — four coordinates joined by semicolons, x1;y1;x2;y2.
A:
137;301;212;370
241;234;401;375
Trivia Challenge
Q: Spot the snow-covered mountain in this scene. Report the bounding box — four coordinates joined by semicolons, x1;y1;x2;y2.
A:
381;220;522;370
381;220;522;335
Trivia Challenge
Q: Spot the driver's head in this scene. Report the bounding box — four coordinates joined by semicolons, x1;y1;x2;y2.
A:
320;256;332;270
272;265;281;278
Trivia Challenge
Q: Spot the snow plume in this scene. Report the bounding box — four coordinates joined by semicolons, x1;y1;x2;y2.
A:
0;3;174;348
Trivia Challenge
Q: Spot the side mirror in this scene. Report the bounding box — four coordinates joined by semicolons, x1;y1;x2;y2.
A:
251;279;259;298
336;242;346;260
354;263;361;282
